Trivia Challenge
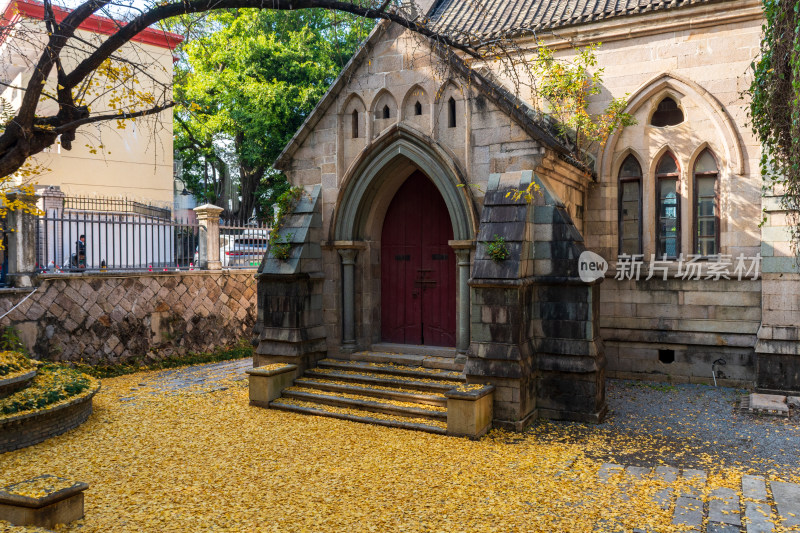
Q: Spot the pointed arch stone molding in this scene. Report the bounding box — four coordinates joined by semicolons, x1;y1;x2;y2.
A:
333;123;478;242
599;73;745;177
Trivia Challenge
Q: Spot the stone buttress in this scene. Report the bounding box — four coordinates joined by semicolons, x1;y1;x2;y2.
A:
466;170;606;429
252;185;327;372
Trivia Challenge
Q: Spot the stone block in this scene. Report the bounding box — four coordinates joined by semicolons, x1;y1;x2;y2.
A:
673;496;703;531
744;502;774;533
446;385;494;438
0;475;88;529
771;481;800;529
748;393;789;414
708;487;741;526
247;364;298;406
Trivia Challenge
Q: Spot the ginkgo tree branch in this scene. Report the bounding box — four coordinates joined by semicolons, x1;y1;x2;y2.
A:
61;0;483;91
0;0;491;180
50;101;176;132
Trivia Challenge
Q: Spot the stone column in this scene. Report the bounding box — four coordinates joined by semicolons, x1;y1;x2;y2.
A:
337;248;358;348
450;241;474;354
36;186;65;271
193;204;224;270
6;189;39;287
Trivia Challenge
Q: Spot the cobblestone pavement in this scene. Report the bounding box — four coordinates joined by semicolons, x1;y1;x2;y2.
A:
597;464;800;532
605;380;799;473
118;358;251;401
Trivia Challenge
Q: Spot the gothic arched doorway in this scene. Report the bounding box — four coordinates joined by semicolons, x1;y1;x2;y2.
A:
381;171;456;346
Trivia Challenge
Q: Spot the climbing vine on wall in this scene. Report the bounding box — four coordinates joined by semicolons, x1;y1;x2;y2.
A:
749;0;800;255
268;186;304;259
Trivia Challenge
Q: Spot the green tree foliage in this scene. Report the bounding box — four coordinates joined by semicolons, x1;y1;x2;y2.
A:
174;9;372;221
532;44;636;170
749;0;800;254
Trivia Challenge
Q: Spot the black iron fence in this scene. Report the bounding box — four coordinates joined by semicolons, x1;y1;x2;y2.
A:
36;211;200;272
219;219;271;269
63;195;172;220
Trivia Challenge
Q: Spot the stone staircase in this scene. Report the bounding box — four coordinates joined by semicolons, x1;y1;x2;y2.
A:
598;464;800;532
270;351;466;434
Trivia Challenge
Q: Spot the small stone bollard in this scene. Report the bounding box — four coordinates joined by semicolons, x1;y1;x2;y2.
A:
246;364;298;407
0;475;89;529
445;384;495;438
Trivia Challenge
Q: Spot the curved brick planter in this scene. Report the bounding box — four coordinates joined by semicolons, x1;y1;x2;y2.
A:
0;370;37;399
0;384;100;454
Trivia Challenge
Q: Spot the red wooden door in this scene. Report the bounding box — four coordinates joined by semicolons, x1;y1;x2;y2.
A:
381;172;456;346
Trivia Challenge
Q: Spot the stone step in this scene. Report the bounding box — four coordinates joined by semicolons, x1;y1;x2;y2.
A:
369;343;458;359
270;397;447;435
281;388;447;422
304;368;460;393
351;348;466;372
317;359;465;383
293;377;447;407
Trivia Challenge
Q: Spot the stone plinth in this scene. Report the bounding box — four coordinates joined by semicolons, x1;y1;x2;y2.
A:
0;475;88;529
748;393;789;416
445;384;495;438
247;364;298;407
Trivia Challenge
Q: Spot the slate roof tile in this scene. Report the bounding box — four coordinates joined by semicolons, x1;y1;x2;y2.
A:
429;0;723;41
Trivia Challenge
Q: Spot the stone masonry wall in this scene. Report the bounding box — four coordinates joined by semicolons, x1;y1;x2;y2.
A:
0;270;257;365
601;277;760;386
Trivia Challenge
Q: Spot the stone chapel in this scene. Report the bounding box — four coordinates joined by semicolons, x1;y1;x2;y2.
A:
250;0;799;432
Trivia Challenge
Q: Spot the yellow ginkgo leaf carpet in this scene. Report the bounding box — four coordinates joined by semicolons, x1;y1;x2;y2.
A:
0;360;797;532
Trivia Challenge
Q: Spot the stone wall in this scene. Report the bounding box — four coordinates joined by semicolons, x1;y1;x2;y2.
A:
0;270;257;365
573;5;766;387
756;194;800;394
601;277;760;386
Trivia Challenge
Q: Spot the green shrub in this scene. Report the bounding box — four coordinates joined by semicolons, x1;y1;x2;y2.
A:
0;365;94;416
0;350;33;378
0;327;27;354
270;233;293;260
486;234;510;263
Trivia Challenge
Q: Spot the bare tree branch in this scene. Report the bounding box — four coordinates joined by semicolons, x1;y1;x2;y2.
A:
50;101;175;132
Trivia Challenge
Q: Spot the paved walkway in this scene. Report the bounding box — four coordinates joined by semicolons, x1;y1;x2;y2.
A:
598;464;800;532
128;363;799;471
118;358;251;401
530;380;800;474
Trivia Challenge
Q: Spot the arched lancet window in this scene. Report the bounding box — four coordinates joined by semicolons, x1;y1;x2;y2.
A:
656;152;681;258
694;149;719;256
351;110;359;138
382;105;390;119
651;97;684;127
618;155;642;255
414;101;422;116
448;97;456;128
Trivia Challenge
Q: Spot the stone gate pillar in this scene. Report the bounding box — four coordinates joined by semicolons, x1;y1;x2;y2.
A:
194;204;224;270
6;189;39;287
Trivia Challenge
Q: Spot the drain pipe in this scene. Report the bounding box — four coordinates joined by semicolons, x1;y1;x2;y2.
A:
711;358;726;386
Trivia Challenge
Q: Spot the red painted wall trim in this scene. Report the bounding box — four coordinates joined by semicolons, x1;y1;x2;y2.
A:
2;0;184;50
